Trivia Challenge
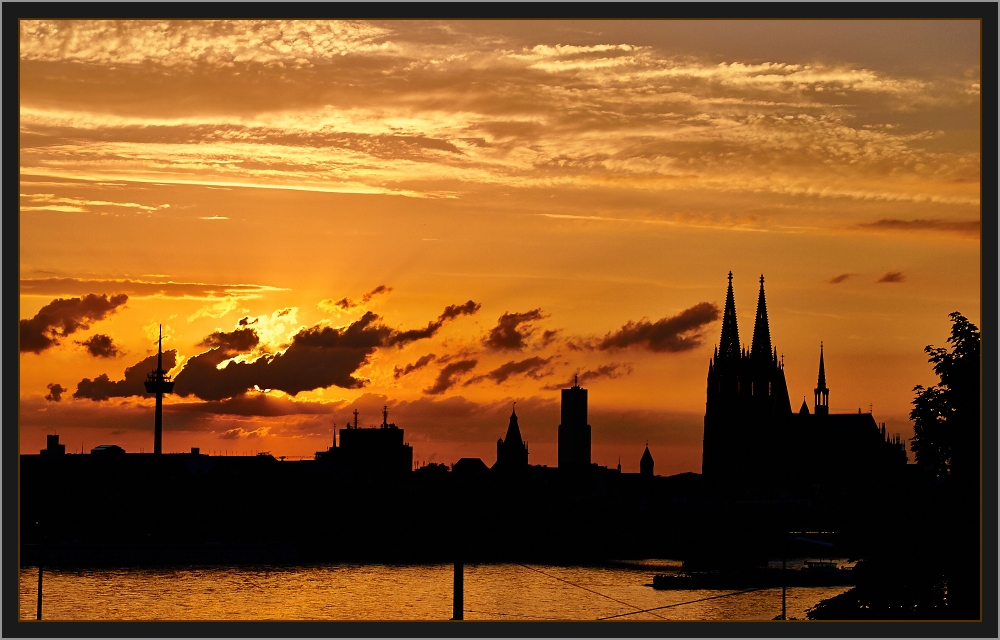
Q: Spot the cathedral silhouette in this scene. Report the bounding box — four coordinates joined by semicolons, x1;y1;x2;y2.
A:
703;273;907;496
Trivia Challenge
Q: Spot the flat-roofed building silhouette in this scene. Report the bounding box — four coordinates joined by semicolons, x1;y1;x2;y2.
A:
558;376;591;472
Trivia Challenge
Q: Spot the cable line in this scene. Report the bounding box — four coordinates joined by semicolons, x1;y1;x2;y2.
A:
597;587;772;620
515;563;665;620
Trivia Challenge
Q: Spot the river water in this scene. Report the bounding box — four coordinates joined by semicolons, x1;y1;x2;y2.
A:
20;561;850;621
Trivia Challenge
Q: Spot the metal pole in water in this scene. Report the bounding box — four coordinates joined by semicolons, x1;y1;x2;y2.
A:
36;559;43;620
781;534;787;621
452;560;463;620
781;555;786;621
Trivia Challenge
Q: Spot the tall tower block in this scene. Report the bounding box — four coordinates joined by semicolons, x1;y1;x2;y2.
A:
143;326;175;455
558;376;591;471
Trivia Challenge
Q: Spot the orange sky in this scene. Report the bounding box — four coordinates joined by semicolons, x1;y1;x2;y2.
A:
19;20;981;475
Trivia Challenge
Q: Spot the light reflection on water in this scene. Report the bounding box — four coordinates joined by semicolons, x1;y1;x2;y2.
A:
19;563;850;621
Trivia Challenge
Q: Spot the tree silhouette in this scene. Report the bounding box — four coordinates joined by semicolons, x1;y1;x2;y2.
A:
909;312;980;483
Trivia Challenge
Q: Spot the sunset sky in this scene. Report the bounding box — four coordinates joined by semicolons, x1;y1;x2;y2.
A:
19;20;980;475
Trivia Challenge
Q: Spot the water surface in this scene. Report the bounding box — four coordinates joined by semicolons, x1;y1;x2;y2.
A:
20;562;850;621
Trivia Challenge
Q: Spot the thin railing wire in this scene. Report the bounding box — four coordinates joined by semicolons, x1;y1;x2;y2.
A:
514;563;666;620
596;587;773;620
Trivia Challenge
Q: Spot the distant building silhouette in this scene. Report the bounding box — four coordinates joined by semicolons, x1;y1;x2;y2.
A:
41;434;65;456
452;457;490;477
494;404;528;471
316;406;413;475
143;325;174;455
90;444;126;456
640;444;654;477
558;376;591;472
702;273;906;494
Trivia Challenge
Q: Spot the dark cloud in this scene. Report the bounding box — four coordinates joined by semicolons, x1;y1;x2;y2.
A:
174;311;393;400
362;285;392;303
45;383;66;402
76;333;121;358
394;354;436;379
542;363;633;390
169;394;337;417
332;284;394;310
74;349;178;401
597;302;720;353
152;302;479;402
828;273;856;284
20;293;128;353
439;300;481;321
387;300;481;347
877;271;905;283
466;356;554;386
538;329;561;348
483;309;545;351
856;219;980;238
198;325;260;352
424;360;478;395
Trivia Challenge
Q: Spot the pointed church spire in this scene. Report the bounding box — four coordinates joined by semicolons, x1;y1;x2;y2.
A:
719;271;740;360
505;402;523;445
817;342;827;389
750;274;772;360
814;342;829;415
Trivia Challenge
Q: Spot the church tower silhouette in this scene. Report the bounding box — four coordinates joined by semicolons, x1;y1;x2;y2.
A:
702;273;791;487
495;404;529;470
702;272;907;496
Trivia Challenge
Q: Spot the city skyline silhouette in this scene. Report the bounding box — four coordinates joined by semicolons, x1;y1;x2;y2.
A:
15;16;987;626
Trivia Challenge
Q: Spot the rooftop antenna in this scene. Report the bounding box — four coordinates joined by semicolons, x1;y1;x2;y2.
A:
353;409;359;429
143;324;175;455
382;405;388;428
574;373;578;387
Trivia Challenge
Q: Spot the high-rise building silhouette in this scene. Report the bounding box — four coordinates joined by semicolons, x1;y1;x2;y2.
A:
143;325;174;455
558;376;591;472
494;404;528;470
702;273;907;494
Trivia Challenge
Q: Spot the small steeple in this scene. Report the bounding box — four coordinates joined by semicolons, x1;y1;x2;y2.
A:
640;443;654;477
505;403;523;445
750;274;772;360
814;342;829;415
719;271;741;360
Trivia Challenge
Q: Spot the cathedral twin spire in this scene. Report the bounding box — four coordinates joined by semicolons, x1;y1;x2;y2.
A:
719;271;741;360
750;275;772;361
716;272;773;363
